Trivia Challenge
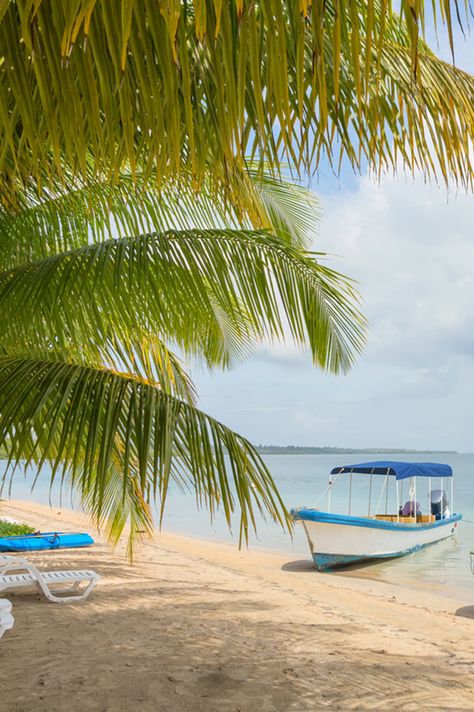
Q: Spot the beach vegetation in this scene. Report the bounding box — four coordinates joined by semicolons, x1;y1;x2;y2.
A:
0;519;35;537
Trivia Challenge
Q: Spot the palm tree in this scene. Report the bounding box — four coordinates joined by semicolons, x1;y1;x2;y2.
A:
0;1;472;552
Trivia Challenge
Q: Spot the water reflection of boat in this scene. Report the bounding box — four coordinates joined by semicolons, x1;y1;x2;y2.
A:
292;461;462;571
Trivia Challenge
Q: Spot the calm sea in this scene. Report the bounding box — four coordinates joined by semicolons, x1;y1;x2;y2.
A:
2;452;474;602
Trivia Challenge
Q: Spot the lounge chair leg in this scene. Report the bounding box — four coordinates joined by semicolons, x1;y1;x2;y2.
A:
41;578;99;604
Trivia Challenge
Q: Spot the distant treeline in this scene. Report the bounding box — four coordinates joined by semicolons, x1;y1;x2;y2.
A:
256;445;458;455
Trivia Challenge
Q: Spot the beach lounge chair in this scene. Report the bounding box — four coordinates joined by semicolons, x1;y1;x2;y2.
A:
0;598;14;639
0;555;100;603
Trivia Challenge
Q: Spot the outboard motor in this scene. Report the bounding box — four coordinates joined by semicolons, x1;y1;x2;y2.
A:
430;489;448;520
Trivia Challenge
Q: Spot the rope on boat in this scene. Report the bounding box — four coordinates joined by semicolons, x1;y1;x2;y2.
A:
312;470;344;507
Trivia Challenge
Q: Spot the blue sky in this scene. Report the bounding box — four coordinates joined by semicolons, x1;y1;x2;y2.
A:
191;26;474;453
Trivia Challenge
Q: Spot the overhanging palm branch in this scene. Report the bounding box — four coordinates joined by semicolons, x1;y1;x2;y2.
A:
96;337;197;404
0;166;365;550
0;354;290;550
0;0;472;208
325;14;474;183
0;166;364;550
0;229;365;374
80;455;155;561
0;167;320;270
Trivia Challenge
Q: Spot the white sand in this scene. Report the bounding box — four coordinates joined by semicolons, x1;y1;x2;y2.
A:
1;499;474;711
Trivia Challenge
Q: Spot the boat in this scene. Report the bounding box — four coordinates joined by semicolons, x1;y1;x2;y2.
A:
292;461;462;571
0;531;94;552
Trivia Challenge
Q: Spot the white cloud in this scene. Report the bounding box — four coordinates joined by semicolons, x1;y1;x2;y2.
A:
193;172;474;452
319;177;474;369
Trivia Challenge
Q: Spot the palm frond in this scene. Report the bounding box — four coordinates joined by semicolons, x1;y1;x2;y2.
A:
323;13;474;184
246;169;321;249
0;331;197;405
98;336;197;404
0;229;366;374
80;455;155;562
0;0;472;207
0;168;321;270
0;354;290;547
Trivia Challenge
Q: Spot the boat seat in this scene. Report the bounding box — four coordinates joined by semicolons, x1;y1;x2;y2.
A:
374;514;435;523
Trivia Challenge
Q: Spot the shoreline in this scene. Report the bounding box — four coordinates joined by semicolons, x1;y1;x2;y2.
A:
1;499;474;710
1;498;471;612
4;453;473;605
162;519;474;606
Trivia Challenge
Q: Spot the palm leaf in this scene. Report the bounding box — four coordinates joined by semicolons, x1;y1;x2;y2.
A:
0;229;366;374
0;168;321;270
0;0;472;207
97;336;197;404
0;354;291;548
79;455;156;562
246;168;321;249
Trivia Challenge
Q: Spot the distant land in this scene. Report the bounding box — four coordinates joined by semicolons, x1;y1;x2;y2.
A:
256;445;458;455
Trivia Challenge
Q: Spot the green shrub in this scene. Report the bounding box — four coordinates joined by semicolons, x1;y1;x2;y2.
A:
0;519;35;536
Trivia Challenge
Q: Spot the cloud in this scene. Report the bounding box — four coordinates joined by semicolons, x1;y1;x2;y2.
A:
192;172;474;451
318;176;474;369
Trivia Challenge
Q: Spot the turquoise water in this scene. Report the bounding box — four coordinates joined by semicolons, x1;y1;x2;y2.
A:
2;452;474;601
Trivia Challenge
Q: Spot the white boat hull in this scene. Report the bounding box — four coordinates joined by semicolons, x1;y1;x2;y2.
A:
292;510;462;570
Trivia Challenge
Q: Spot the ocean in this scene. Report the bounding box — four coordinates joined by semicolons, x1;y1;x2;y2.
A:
2;452;474;602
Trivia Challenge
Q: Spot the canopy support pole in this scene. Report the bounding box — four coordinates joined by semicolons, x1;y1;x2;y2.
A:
396;480;400;522
385;470;389;514
451;477;454;515
440;478;443;519
428;478;431;521
328;477;333;514
368;473;373;517
375;474;388;516
348;471;353;515
414;477;417;522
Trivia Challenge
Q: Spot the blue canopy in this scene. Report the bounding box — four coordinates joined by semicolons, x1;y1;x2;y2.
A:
330;461;452;481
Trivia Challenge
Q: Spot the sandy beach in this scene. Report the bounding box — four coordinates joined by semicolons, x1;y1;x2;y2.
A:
1;499;474;711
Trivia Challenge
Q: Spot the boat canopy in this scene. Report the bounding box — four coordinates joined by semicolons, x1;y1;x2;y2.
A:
330;461;452;480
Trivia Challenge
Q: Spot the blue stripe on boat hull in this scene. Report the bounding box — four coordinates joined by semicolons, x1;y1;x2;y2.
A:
313;540;442;571
292;509;462;531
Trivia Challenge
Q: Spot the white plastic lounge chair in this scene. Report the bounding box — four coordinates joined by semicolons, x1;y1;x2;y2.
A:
0;598;14;639
0;555;100;604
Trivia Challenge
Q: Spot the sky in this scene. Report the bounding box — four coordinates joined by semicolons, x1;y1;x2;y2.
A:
191;25;474;453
